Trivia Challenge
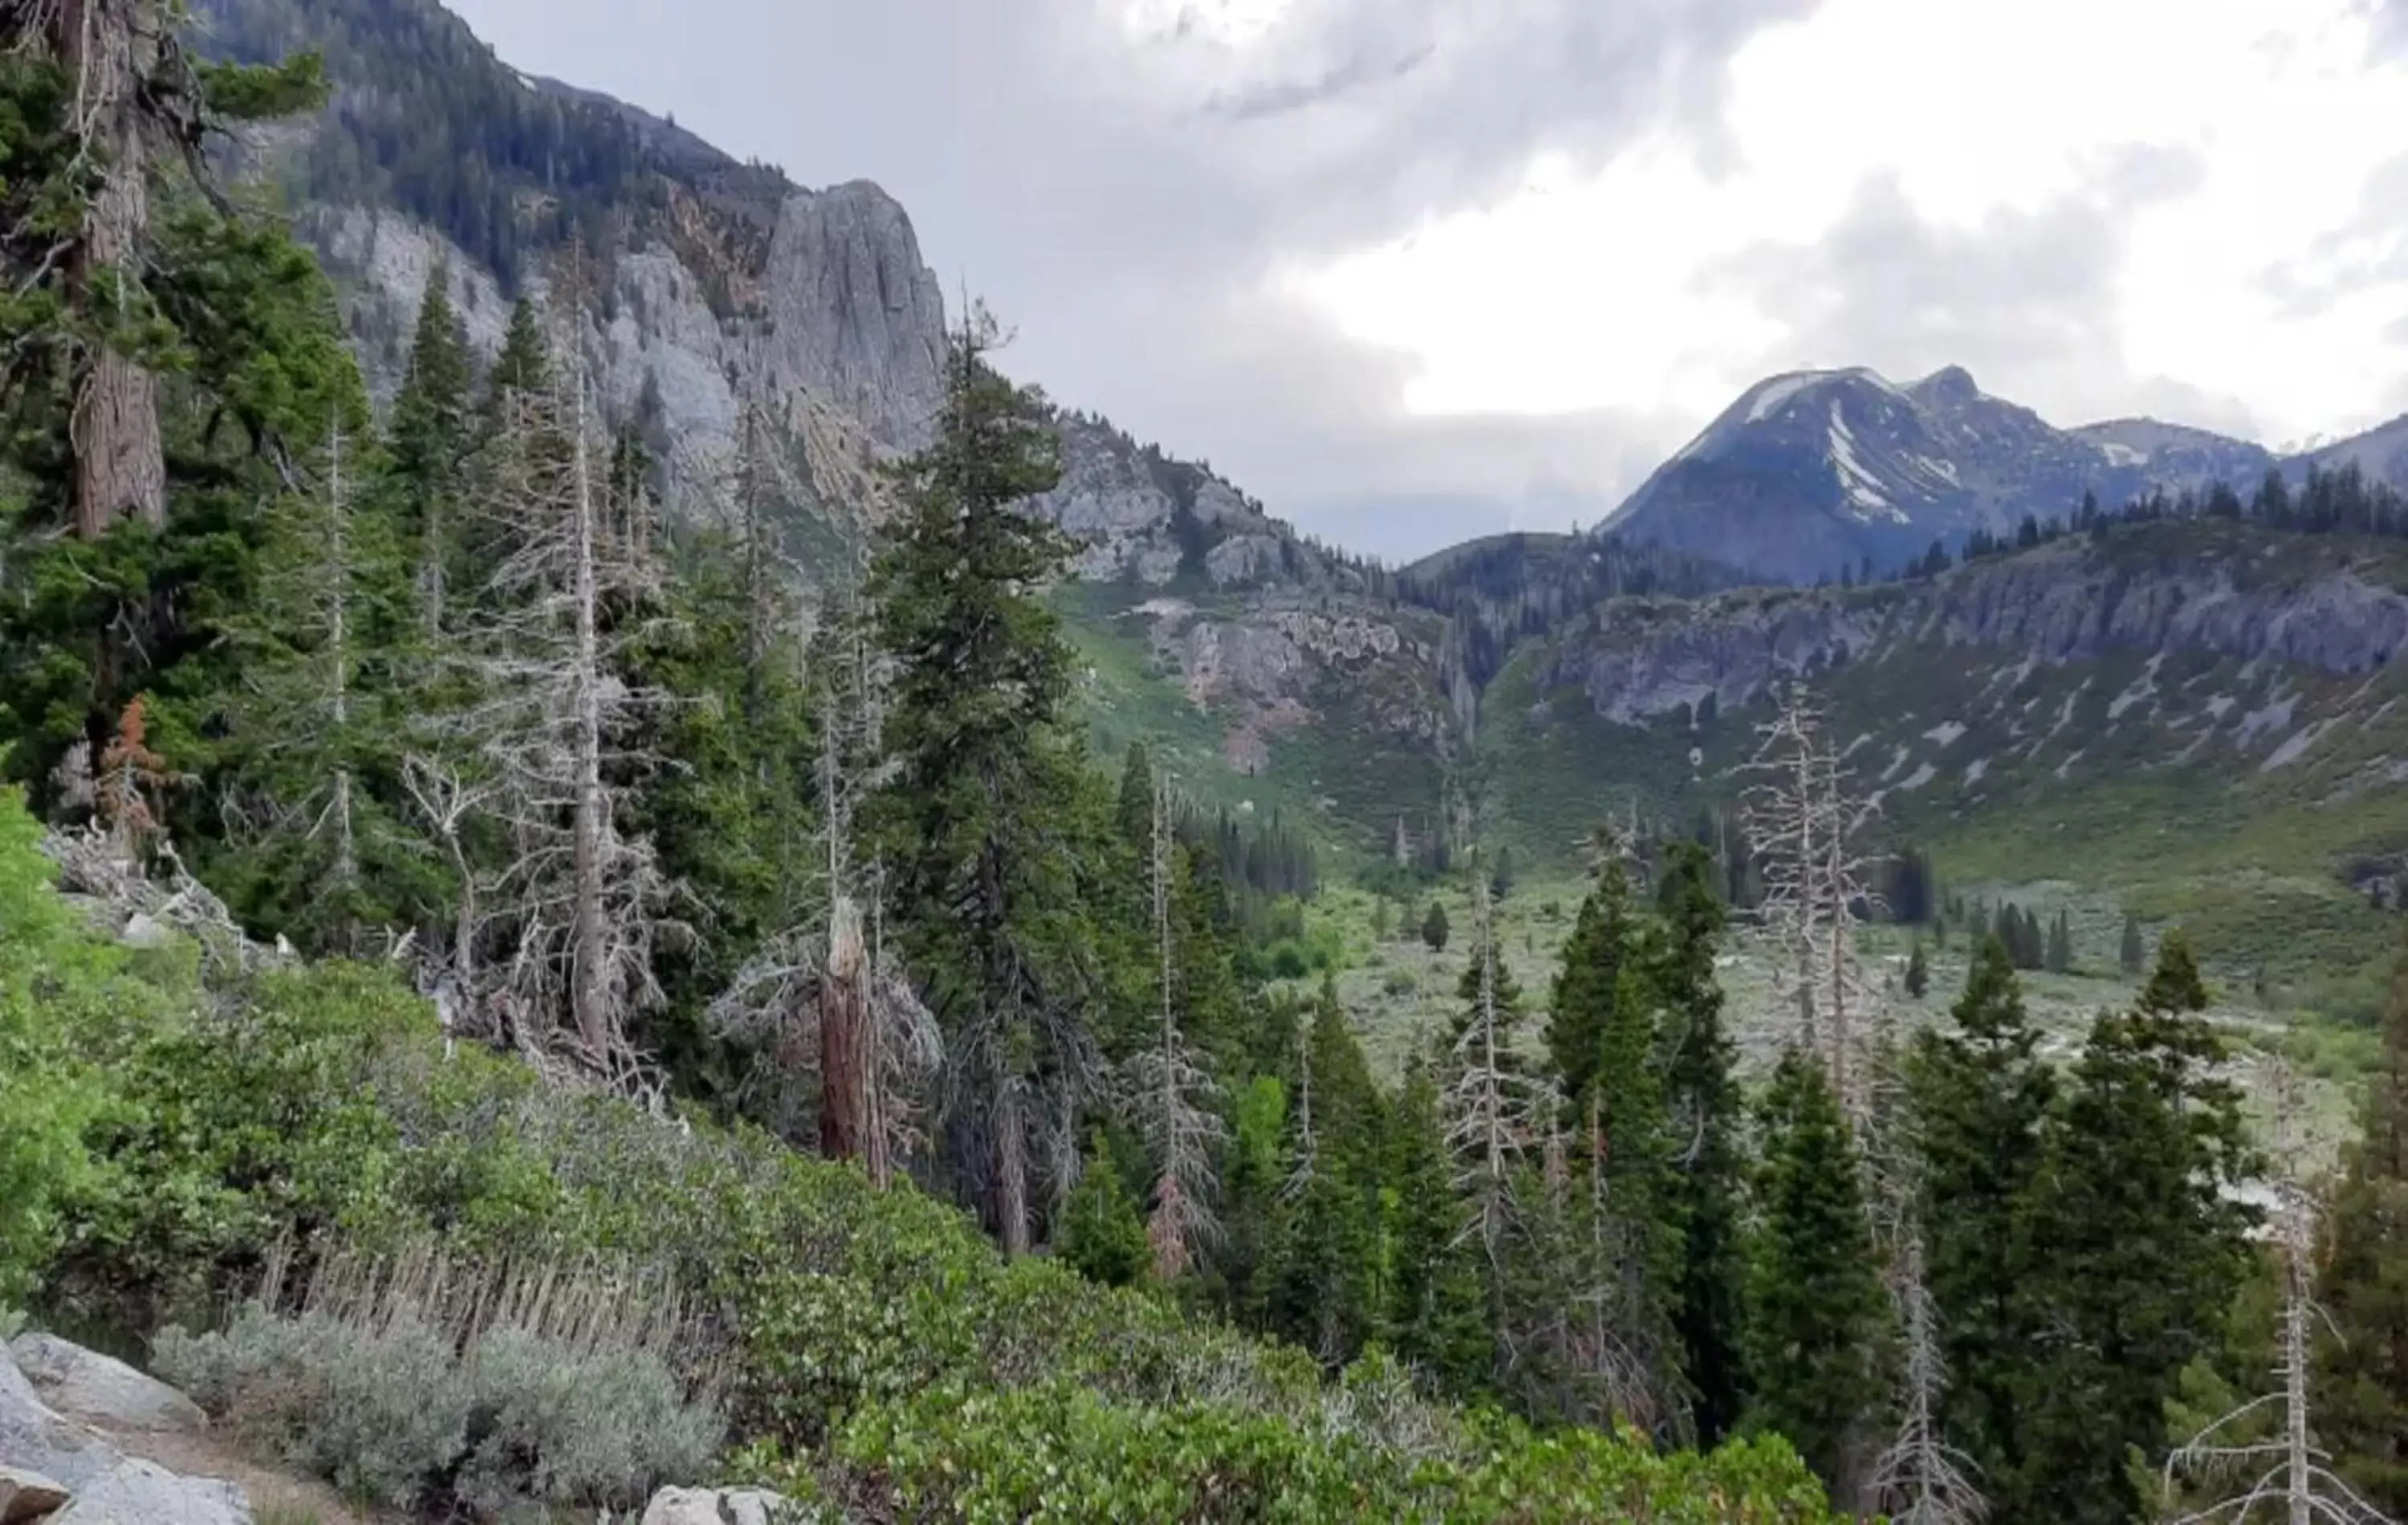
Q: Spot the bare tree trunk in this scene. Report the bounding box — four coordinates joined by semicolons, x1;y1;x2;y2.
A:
996;1071;1030;1257
58;0;165;535
327;424;356;889
567;380;610;1058
820;893;869;1163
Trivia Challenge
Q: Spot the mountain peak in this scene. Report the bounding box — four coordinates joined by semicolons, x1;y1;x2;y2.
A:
1603;363;2277;582
1911;365;1980;406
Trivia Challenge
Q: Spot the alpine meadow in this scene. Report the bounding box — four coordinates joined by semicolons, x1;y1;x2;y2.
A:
2;1;2406;1522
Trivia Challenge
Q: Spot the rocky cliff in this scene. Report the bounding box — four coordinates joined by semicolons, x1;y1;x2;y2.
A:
213;0;1335;600
1548;527;2408;727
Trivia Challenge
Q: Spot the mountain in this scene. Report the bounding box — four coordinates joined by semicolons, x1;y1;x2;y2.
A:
197;0;1349;600
1479;515;2408;1002
2299;412;2408;486
1599;365;2268;583
2065;417;2277;493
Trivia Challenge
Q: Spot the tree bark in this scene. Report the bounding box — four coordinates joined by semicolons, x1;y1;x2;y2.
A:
820;893;869;1165
58;0;166;535
995;1073;1029;1257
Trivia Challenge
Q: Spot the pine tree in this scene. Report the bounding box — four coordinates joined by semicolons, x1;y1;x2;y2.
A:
2045;910;2072;974
1905;940;1930;999
1653;843;1750;1444
1906;935;2055;1503
1384;1054;1487;1391
2315;937;2408;1511
1059;1133;1149;1287
391;264;475;637
1747;1051;1889;1503
217;411;426;950
486;296;549;413
1589;960;1682;1425
1547;855;1639;1122
1130;769;1222;1282
1422;900;1450;954
2016;933;2258;1524
445;315;683;1077
869;302;1095;1255
2121;913;2146;975
1116;741;1153;846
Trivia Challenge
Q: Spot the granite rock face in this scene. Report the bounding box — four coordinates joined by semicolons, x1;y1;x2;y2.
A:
8;1335;207;1437
1547;534;2408;726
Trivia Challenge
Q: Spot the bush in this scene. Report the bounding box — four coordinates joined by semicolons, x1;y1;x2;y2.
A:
458;1324;721;1516
0;790;149;1303
1382;968;1418;998
156;1261;722;1517
772;1377;1838;1523
157;1306;469;1512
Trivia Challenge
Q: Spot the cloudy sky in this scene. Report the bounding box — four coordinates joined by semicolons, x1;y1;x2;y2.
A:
450;0;2408;562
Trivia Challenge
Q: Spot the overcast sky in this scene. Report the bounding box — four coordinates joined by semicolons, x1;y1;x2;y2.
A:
447;0;2408;563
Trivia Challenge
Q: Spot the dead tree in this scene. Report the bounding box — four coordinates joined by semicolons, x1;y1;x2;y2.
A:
2163;1062;2390;1525
706;603;939;1185
401;754;489;1059
1746;683;1885;1124
1283;1020;1317;1202
441;313;682;1084
1445;864;1546;1390
1570;1084;1661;1430
1126;769;1222;1281
1871;1222;1988;1524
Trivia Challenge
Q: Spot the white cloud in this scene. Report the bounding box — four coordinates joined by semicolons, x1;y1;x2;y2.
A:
1289;0;2408;460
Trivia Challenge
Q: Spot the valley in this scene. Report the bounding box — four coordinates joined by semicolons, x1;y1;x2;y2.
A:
6;0;2408;1519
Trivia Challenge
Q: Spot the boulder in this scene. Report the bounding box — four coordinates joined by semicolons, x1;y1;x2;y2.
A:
0;1466;71;1524
47;1459;247;1525
0;1346;120;1493
641;1485;793;1525
6;1336;205;1436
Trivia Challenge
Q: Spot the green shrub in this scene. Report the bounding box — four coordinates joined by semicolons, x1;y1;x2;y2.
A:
1382;968;1418;998
0;791;148;1302
783;1378;1837;1524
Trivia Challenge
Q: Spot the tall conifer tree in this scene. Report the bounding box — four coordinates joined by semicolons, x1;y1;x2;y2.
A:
1653;842;1750;1442
1906;935;2054;1499
1747;1051;1889;1504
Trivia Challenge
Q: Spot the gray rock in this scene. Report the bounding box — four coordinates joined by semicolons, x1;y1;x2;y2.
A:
6;1336;205;1436
0;1344;120;1493
47;1460;247;1525
640;1485;794;1525
1553;538;2408;726
117;914;170;950
0;1465;71;1523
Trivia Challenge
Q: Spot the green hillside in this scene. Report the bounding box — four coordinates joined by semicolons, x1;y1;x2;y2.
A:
1478;520;2408;1014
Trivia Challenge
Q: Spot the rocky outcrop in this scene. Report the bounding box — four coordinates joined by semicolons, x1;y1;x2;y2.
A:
0;1343;119;1494
7;1336;206;1437
47;1459;248;1525
1550;534;2408;724
1;1338;249;1523
641;1485;795;1524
